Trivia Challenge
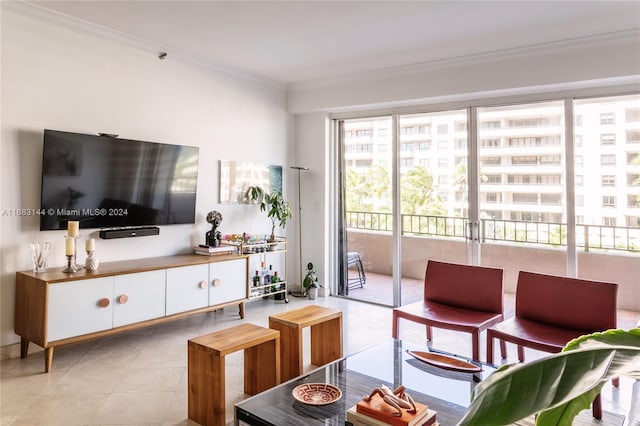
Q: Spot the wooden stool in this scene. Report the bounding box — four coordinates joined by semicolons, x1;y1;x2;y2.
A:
188;323;280;426
269;305;343;381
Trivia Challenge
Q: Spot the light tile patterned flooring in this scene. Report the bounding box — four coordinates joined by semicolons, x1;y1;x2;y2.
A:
1;294;638;425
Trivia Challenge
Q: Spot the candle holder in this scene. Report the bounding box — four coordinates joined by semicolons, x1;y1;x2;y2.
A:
85;250;99;271
62;254;78;273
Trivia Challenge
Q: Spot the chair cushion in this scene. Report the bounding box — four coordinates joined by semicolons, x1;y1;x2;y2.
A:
394;300;504;333
488;317;588;352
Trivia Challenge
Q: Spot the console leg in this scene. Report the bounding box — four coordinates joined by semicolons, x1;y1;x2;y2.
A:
44;347;54;373
239;302;245;319
20;337;29;359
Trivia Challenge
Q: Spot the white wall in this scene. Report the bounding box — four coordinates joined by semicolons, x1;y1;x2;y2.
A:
0;4;293;349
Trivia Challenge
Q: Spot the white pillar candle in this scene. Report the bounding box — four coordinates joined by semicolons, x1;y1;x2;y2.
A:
67;221;79;237
86;238;95;252
65;237;75;256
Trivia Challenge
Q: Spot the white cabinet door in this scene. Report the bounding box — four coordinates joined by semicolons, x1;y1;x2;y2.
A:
166;264;209;315
209;258;247;306
112;270;166;328
47;277;114;342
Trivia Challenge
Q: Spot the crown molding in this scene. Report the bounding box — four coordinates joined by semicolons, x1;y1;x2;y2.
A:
288;29;640;93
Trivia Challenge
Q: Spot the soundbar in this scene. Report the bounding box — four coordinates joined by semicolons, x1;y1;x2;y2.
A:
99;226;160;239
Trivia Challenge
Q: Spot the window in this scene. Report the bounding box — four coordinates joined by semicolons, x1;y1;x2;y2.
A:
575;175;583;186
480;120;501;129
626;108;640;122
438;175;448;185
437;158;448;167
378;143;389;152
512;156;538;165
437;124;448;135
400;158;414;167
602;196;616;207
540;155;561;164
540;194;561;205
454;139;467;149
483;210;502;219
628;174;640;185
574;115;583;126
354;144;373;153
419;159;429;167
627;131;640;143
485;193;501;203
418;125;429;134
481;139;500;147
601;175;616;186
482;156;501;166
602;217;616;226
418;141;431;151
401;143;415;152
454;121;467;132
601;154;616;166
600;134;616;145
575;155;583;166
540;174;561;185
513;193;538;204
485;174;501;184
355;159;372;168
378;128;388;137
600;112;615;125
575;134;583;147
628;153;640;165
355;129;373;137
628;195;639;208
437;140;449;150
627;216;640;227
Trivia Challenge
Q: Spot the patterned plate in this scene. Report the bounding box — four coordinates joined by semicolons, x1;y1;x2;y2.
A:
292;383;342;405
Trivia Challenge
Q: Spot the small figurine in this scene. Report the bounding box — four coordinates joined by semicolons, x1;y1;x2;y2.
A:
205;211;223;247
363;384;417;416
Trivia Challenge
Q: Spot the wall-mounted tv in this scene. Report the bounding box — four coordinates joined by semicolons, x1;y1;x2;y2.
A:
40;129;199;231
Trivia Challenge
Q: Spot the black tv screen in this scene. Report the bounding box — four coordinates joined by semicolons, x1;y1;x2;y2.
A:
40;129;199;231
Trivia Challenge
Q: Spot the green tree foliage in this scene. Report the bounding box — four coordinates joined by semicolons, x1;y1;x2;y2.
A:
400;166;445;215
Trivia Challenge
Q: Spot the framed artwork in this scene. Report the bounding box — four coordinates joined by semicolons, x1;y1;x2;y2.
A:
219;160;283;204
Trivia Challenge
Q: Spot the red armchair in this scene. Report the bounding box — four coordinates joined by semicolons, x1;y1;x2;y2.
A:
486;270;618;419
392;260;504;361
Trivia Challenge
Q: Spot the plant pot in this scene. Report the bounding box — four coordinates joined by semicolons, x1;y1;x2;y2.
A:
307;287;317;300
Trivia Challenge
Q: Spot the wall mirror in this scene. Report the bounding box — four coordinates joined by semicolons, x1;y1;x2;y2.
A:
219;160;283;204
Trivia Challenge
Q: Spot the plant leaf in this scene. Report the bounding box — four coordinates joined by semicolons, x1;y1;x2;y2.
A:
535;384;603;426
457;328;640;426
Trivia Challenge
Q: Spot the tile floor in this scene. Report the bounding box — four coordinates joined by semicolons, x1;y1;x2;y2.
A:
1;295;638;425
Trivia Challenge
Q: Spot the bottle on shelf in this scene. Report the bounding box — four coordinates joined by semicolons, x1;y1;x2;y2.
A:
264;264;273;285
252;270;261;287
260;261;269;285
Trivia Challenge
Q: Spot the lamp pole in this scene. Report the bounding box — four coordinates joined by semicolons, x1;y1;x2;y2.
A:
290;166;309;295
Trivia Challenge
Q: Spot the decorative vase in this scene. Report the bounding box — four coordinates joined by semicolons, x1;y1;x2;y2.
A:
85;251;99;271
307;287;317;300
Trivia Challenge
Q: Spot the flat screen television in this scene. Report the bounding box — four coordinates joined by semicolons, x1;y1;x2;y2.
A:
40;129;199;231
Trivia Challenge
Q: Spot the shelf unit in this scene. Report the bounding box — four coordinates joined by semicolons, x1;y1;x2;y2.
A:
222;237;288;303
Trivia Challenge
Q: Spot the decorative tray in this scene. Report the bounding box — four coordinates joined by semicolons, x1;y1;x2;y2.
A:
292;383;342;405
406;350;482;373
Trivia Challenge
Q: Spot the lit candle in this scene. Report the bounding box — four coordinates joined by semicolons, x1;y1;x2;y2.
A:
86;238;95;252
65;237;75;256
67;221;79;237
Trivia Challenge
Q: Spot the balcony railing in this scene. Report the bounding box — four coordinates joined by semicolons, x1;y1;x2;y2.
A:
346;210;639;253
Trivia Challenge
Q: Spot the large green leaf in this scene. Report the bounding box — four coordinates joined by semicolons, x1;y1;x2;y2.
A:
456;328;640;426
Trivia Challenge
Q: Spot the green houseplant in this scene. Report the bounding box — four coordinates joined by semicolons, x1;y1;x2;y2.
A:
260;191;292;243
303;262;319;299
245;187;292;244
457;327;640;426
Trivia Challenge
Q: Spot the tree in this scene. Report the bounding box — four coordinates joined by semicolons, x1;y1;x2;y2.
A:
400;166;444;215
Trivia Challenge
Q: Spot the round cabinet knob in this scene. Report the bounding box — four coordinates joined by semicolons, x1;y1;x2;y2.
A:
199;281;206;289
118;295;129;304
98;298;110;308
212;278;221;287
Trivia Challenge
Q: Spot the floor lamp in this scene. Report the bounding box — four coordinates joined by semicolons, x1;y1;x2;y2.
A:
290;166;309;296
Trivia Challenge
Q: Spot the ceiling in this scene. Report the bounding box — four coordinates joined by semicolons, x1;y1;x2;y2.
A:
29;1;640;86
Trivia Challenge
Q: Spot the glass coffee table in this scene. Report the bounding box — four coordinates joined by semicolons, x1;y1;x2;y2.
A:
235;338;496;425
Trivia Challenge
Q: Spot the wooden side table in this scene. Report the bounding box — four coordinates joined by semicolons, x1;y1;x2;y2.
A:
188;323;280;426
269;305;343;381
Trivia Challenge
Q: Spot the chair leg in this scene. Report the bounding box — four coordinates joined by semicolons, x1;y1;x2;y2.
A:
486;334;494;364
517;345;524;362
426;325;433;342
592;393;602;419
471;331;480;362
392;312;399;339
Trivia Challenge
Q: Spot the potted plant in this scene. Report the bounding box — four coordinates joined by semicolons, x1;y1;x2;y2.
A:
303;262;319;300
458;327;640;426
260;191;292;244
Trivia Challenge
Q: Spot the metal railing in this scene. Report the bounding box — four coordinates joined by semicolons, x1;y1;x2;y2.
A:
345;210;639;253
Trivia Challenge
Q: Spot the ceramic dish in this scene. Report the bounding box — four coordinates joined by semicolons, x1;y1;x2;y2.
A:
292;383;342;405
